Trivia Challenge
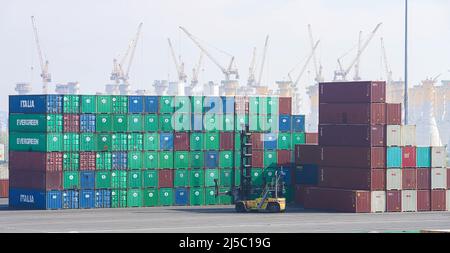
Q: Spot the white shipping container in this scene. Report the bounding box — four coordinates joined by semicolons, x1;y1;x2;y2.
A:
431;168;447;189
0;166;7;179
386;168;402;190
431;146;447;168
386;125;401;147
0;144;4;161
371;191;386;213
401;125;416;146
401;190;417;212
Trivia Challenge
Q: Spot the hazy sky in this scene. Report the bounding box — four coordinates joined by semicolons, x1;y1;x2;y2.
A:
1;0;450;110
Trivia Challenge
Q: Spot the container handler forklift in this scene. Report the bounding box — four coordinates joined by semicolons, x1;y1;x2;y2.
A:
215;124;286;213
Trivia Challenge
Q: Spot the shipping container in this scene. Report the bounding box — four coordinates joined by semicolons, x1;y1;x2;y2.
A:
175;188;189;205
10;170;62;190
401;125;416;146
251;150;264;168
431;190;446;211
223;114;235;132
205;151;219;168
9;132;63;152
128;114;143;132
159;169;174;188
63;171;80;189
174;96;191;113
143;188;158;207
9;151;63;172
95;189;111;208
128;171;142;188
204;114;221;131
111;189;127;208
175;151;189;169
9;95;62;114
9;114;63;133
80;152;96;171
111;171;127;189
292;132;305;146
386;125;401;147
402;168;417;190
63;95;80;114
159;96;174;113
62;190;79;209
144;133;159;151
295;144;321;165
159;132;174;151
220;132;234;150
127;151;143;169
251;168;264;187
386;190;402;212
190;151;204;168
263;133;277;150
191;114;203;131
174;132;190;151
318;167;385;191
277;150;291;166
190;188;205;205
189;132;203;151
319;124;385;147
205;187;218;205
278;133;292;150
112;152;127;170
8;188;48;209
127;133;143;151
80;114;96;133
144;96;158;113
96;115;112;133
95;171;111;189
402;190;417;212
305;133;318;144
143;169;158;188
417;169;431;190
144;114;158;132
81;95;96;113
263;151;277;168
113;114;128;132
249;114;264;132
144;151;158;169
159;114;174;131
63;152;79;171
371;191;386;213
319;146;385;169
220;168;234;187
219;151;234;168
205;168;219;187
174;169;189;187
387;147;402;168
431;168;447;189
319;103;386;125
303;187;371;213
250;133;263;150
112;96;128;114
190;169;205;187
417;190;431;212
205;132;220;150
235;115;249;131
319;81;386;103
63;133;80;152
79;133;96;151
128;96;144;113
204;96;222;114
416;147;431;168
294;164;318;185
386;168;402;190
278;97;292;115
402;147;417;168
80;171;95;189
278;115;291;132
80;189;95;209
159;188;174;206
127;189;143;207
386;103;402;125
292;115;305;132
96;152;112;170
159;151;173;169
0;180;9;198
97;96;112;113
431;146;446;168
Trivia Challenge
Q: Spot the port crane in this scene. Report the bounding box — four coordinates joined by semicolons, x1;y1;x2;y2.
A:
191;52;204;88
31;16;51;94
247;47;257;86
308;24;324;83
380;37;393;84
257;35;269;86
333;23;382;81
179;26;239;81
287;40;320;91
167;38;187;83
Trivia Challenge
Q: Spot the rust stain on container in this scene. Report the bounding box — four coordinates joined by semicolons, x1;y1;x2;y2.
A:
319;81;386;103
319;125;385;147
319;103;386;125
318;167;385;191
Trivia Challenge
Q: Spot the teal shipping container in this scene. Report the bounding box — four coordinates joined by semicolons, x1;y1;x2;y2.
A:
387;147;402;168
416;147;431;168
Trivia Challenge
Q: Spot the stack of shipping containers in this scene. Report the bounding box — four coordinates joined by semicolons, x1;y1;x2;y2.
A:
8;94;306;209
295;81;449;212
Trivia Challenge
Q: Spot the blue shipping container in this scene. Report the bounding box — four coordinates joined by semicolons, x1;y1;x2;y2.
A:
295;164;318;185
112;152;128;170
263;133;277;150
80;114;96;132
46;190;62;209
292;115;305;132
191;114;204;131
95;189;111;208
128;96;144;113
160;132;174;150
9;188;48;209
416;147;431;168
80;189;95;209
279;115;292;132
204;97;222;113
279;167;293;186
62;190;79;209
175;188;189;205
387;147;402;168
80;171;95;189
144;96;159;113
9;95;63;114
205;151;219;168
221;96;235;114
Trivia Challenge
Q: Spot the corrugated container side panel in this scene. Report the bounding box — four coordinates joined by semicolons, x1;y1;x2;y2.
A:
319;125;385;147
402;147;417;168
371;191;386;213
318;167;385;191
386;125;401;147
431;190;446;211
303;187;371;213
386;190;402;212
319;81;386;103
431;168;447;189
417;190;431;212
417;169;431;190
401;125;416;146
319;146;385;169
402;168;417;190
386;168;402;190
416;147;431;168
9;95;47;114
431;147;446;168
0;180;9;198
401;190;417;212
319;103;385;125
386;103;402;125
9;188;47;209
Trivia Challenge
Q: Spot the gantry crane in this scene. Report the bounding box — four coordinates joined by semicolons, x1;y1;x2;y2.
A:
167;38;187;83
247;35;269;86
257;35;269;86
333;23;382;81
179;26;239;81
247;47;257;86
31;16;51;94
380;37;393;84
353;31;363;81
288;40;321;90
308;24;323;83
191;52;204;88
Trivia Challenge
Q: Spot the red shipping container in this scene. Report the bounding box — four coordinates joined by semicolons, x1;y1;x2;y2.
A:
319;124;385;147
402;147;416;168
417;190;431;212
63;114;80;132
174;132;190;151
402;168;417;190
0;179;8;198
9;170;62;190
318;167;385;191
319;81;386;103
294;184;312;206
158;170;174;188
80;152;96;171
431;190;446;211
319;103;386;125
251;133;264;150
305;133;318;144
251;151;264;168
279;97;292;115
235;96;249;114
277;150;291;166
319;146;385;169
303;187;371;213
295;145;320;165
417;169;431;190
9;151;63;172
220;132;235;150
386;103;402;125
386;190;402;212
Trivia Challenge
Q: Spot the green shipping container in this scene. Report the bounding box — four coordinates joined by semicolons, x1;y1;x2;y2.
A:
96;115;112;132
219;151;234;168
127;133;143;151
264;151;277;168
143;170;158;188
205;168;219;187
189;188;205;206
97;134;112;151
9;132;63;152
191;96;204;113
292;132;305;145
223;114;235;132
278;133;292;150
249;114;264;132
111;170;127;189
249;97;261;115
190;169;204;187
205;187;218;205
143;188;158;207
174;169;189;187
9;114;63;133
144;133;159;150
174;151;189;169
159;96;174;113
113;115;128;132
266;97;279;115
112;96;128;114
63;152;80;171
144;151;158;169
95;171;111;188
144;114;158;132
128;114;143;132
96;152;112;170
128;151;143;169
81;95;97;113
263;115;278;132
128;171;142;188
190;132;204;150
173;113;191;132
190;151;204;168
205;132;219;150
112;133;127;151
264;168;276;184
63;133;80;152
234;152;241;168
251;168;264;187
159;188;174;206
97;96;112;113
80;133;96;151
63;95;80;113
204;114;221;131
220;168;234;187
63;171;80;189
111;189;127;208
159;151;174;169
159;114;174;131
127;189;143;207
174;96;191;113
235;115;249;131
219;188;233;205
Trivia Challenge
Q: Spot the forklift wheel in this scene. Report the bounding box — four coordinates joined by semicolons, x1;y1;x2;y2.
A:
266;202;281;213
235;202;247;213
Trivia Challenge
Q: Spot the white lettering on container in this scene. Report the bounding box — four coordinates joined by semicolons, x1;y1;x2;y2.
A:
20;100;35;108
17;138;39;145
16;119;39;126
20;194;35;203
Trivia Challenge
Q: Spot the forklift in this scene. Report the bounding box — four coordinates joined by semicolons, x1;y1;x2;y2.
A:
215;124;286;213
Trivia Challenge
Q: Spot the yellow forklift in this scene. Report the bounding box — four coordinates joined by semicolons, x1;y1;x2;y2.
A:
215;124;286;213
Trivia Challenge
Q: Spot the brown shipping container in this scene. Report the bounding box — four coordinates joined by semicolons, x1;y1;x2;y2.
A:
417;190;431;212
9;151;63;172
278;97;292;115
319;125;385;147
402;168;417;190
318;167;385;191
9;170;62;190
251;133;264;150
319;81;386;104
277;150;292;166
303;187;371;213
386;103;402;125
63;114;80;132
319;146;385;169
431;190;446;211
220;132;235;150
294;185;312;206
305;133;318;144
386;190;402;212
251;151;264;168
235;96;249;114
417;169;431;190
295;145;320;165
0;179;8;198
319;103;386;125
158;169;174;188
174;132;190;151
80;152;96;171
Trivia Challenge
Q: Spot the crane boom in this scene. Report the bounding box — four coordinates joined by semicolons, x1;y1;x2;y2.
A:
168;38;187;82
124;22;143;80
353;31;363;80
247;47;257;85
380;38;393;83
257;35;269;86
192;52;204;84
308;25;321;82
293;40;320;87
31;16;51;93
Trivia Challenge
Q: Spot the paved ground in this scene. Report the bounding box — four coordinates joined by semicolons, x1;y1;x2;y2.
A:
1;198;450;233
